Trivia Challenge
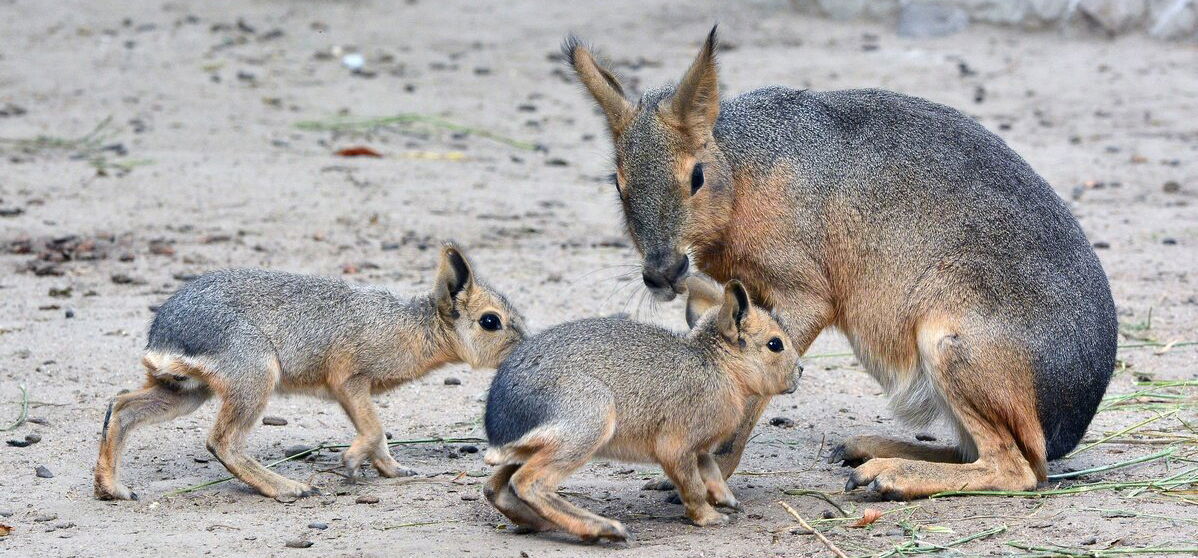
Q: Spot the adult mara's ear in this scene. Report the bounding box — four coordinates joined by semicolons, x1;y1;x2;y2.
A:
684;274;723;328
663;26;720;146
435;242;474;316
563;35;634;137
716;279;750;342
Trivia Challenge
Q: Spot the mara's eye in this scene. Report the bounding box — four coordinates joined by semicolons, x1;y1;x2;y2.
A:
479;313;502;331
767;337;784;353
690;162;704;195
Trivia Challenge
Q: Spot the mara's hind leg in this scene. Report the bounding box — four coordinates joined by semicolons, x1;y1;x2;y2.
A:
510;447;628;542
95;382;210;500
483;463;556;533
205;360;317;502
845;323;1045;500
332;376;413;479
829;435;963;467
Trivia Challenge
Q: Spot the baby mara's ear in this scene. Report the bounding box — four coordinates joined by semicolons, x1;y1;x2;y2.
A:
684;274;724;328
716;280;750;342
435;242;474;317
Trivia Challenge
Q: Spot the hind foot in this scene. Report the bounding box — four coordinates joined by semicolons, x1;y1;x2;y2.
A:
578;518;629;542
688;506;730;527
269;479;319;503
844;457;1036;500
372;454;417;478
94;479;138;501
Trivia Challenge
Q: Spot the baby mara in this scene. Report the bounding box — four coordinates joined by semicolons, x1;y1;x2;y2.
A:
483;277;801;542
95;243;525;502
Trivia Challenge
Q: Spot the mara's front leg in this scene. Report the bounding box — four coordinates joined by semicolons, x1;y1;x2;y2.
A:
644;291;831;496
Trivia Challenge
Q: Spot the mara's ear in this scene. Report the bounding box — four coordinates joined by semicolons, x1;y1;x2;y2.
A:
563;35;634;136
716;279;750;341
664;26;720;144
684;274;723;328
434;242;474;315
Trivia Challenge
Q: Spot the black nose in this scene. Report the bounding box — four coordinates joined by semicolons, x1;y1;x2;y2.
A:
642;255;689;290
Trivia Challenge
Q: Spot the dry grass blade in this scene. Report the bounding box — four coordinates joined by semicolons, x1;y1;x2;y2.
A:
1006;541;1198;556
1;385;29;432
295;113;539;151
871;524;1007;558
778;500;849;558
1065;410;1178;457
1048;447;1175;480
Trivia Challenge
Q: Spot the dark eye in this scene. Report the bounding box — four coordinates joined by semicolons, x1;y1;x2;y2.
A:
690;163;704;195
479;313;502;331
767;337;784;353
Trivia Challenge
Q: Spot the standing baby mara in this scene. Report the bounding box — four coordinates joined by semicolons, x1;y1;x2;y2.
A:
483;277;802;542
95;243;525;502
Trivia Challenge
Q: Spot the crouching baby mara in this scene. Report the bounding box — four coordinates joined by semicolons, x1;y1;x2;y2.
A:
483;277;801;542
95;243;525;502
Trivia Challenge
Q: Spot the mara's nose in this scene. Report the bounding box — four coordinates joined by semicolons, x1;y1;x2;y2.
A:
642;254;689;291
783;373;799;395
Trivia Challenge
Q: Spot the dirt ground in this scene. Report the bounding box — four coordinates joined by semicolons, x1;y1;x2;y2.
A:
1;1;1196;556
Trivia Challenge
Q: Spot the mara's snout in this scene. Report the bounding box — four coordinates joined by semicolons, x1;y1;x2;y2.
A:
642;253;690;300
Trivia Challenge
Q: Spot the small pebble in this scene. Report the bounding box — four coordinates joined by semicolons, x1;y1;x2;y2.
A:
459;445;479;454
285;539;313;548
460;494;478;501
284;445;313;458
35;465;54;478
26;433;41;444
308;522;328;530
1092;241;1110;249
1163;180;1180;193
1162;238;1177;246
355;495;379;504
443;377;461;386
34;514;57;522
0;510;13;517
821;509;836;519
262;416;288;426
768;416;795;428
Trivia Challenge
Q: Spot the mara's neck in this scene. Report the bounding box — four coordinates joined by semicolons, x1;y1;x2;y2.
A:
399;293;462;375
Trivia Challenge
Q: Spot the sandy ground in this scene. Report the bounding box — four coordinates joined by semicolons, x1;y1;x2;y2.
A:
1;1;1197;556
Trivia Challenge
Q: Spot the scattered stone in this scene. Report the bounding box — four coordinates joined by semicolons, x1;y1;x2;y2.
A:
0;103;27;117
27;417;49;426
915;433;937;442
65;309;75;319
33;514;57;522
48;287;72;298
285;539;313;548
1092;241;1110;249
7;439;32;447
284;445;313;458
308;522;328;530
262;416;288;426
1163;180;1180;193
0;510;12;517
355;495;379;504
459;445;479;454
54;522;74;530
821;509;836;519
110;273;146;285
545;158;569;167
1162;238;1177;245
768;416;795;428
25;433;41;444
443;377;461;386
460;494;478;501
35;465;54;478
0;207;25;217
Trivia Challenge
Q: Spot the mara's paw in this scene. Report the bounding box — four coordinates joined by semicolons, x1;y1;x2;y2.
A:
827;435;887;467
579;519;630;543
272;480;319;503
95;481;138;501
711;494;742;512
843;458;926;501
373;456;417;478
688;507;730;527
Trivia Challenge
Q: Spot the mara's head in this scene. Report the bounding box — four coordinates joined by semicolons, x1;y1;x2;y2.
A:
685;276;801;397
566;27;731;301
432;243;526;369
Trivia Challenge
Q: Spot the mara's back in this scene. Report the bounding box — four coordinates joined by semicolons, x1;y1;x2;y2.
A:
717;86;1117;458
147;270;412;371
485;317;714;447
